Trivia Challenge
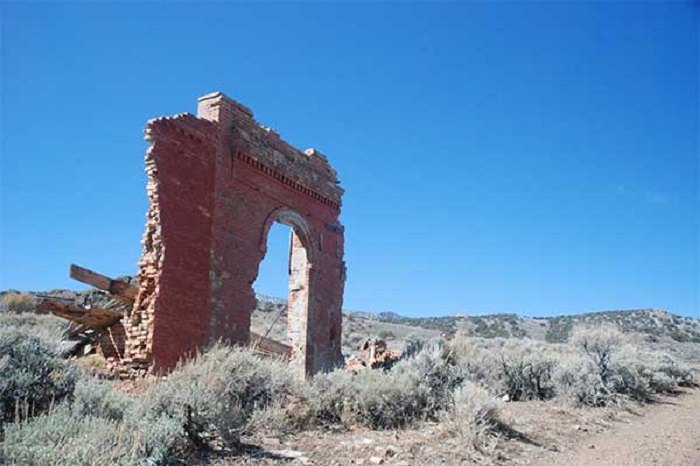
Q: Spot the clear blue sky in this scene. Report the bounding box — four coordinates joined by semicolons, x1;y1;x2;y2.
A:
1;2;697;318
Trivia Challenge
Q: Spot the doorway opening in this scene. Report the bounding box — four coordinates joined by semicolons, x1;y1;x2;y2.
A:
252;210;312;373
252;222;292;343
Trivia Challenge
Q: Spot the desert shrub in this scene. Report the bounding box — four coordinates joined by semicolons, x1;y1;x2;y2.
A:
0;313;70;355
378;330;395;340
554;325;695;405
77;354;109;373
301;366;425;429
0;292;36;313
545;316;575;343
3;344;301;465
127;377;225;457
449;334;560;400
300;369;355;426
441;382;502;450
2;407;131;466
343;366;424;428
71;377;130;421
553;326;628;405
651;353;695;388
553;353;615;406
401;337;427;359
246;402;293;434
396;340;462;414
130;344;297;447
498;340;560;401
1;404;186;466
301;342;460;429
571;325;624;387
611;346;694;399
0;329;78;424
448;333;503;391
352;341;462;427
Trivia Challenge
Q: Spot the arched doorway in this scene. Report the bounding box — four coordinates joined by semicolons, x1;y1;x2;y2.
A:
255;208;314;375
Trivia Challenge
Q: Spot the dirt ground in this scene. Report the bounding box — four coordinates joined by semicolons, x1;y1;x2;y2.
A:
199;385;700;466
532;386;700;466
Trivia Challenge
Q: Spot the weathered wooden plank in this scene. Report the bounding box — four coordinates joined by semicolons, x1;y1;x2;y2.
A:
69;264;138;301
38;300;123;329
249;332;291;358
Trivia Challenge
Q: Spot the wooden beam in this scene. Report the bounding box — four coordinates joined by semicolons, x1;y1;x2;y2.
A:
69;264;138;301
38;300;123;329
249;332;291;358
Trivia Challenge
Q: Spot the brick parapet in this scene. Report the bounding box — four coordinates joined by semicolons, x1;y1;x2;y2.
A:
198;92;343;203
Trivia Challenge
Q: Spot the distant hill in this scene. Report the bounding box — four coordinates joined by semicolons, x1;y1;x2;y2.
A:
3;288;699;357
349;307;700;344
251;298;700;359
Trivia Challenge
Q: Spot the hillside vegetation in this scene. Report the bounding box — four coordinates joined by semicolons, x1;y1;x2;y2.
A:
354;307;700;343
3;289;699;360
1;289;699;465
251;298;700;366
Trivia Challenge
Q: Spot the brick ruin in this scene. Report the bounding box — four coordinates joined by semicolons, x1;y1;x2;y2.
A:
117;92;346;376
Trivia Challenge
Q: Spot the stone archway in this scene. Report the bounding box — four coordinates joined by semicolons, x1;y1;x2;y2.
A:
123;92;346;376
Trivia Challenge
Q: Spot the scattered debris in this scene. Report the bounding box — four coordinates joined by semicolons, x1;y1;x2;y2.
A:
37;262;297;375
37;300;123;329
249;332;292;358
346;338;401;371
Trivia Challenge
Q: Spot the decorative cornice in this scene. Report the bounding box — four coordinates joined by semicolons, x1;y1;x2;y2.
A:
235;150;340;211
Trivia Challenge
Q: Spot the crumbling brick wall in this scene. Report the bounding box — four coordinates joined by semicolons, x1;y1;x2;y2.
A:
123;92;345;376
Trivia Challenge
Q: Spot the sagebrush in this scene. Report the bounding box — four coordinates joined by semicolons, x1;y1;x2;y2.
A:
1;319;696;466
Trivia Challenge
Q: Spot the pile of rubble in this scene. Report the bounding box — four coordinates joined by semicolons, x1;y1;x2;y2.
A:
345;338;401;372
37;264;294;376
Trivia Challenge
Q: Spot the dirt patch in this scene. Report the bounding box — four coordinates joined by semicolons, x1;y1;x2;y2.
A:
196;387;700;466
533;386;700;466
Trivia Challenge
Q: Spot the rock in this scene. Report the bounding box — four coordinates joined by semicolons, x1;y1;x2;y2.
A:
385;446;398;458
369;457;384;465
270;449;306;459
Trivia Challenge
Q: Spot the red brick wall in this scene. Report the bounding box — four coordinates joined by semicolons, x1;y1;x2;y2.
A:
124;114;219;372
124;92;345;375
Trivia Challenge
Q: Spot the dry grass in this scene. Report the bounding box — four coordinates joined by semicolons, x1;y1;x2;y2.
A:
441;383;502;451
0;292;36;313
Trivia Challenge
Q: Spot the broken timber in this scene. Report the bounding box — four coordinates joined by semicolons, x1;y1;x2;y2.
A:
70;264;138;301
249;332;292;358
41;263;292;365
37;300;123;329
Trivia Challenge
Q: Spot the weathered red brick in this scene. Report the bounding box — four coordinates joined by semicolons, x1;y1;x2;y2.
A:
123;92;345;376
